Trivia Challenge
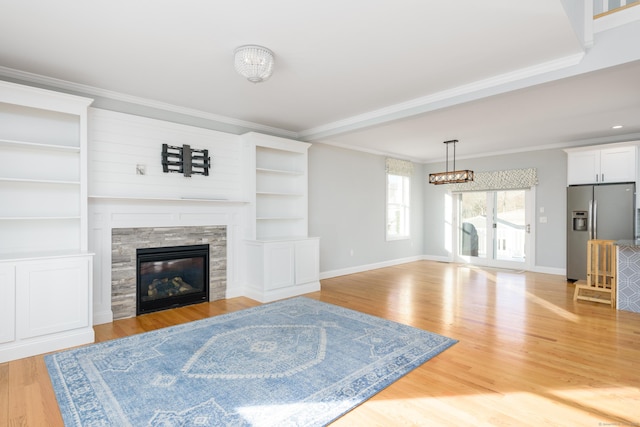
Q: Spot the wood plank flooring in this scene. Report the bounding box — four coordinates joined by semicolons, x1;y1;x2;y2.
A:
2;260;640;426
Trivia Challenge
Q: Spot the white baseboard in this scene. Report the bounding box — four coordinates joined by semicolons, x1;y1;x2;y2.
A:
244;281;321;303
225;288;246;299
319;255;425;280
320;255;565;280
0;327;94;364
93;310;113;326
421;254;452;263
529;266;565;276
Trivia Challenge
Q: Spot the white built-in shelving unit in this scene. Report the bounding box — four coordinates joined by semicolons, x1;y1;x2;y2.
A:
0;86;91;256
242;132;320;302
255;144;308;239
0;80;94;363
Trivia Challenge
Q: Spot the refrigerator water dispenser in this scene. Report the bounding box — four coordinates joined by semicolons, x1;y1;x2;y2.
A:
572;211;588;231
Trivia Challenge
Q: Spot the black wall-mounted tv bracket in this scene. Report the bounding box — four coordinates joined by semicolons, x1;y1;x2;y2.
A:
161;143;211;177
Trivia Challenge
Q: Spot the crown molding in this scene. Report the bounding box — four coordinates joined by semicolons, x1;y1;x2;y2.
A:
313;140;425;164
298;53;585;142
0;66;298;139
420;132;640;164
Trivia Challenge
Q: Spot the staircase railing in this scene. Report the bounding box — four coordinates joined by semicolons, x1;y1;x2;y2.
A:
594;0;640;18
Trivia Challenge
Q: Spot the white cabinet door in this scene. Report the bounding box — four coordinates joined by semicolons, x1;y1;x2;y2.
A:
0;265;16;344
567;150;600;185
600;146;636;183
295;239;319;285
16;257;91;339
263;242;295;291
567;146;637;185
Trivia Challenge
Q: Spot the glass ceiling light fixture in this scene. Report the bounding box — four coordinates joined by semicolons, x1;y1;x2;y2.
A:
234;45;274;83
428;139;474;185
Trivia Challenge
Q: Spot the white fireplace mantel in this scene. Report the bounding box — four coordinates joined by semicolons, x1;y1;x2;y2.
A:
89;197;248;325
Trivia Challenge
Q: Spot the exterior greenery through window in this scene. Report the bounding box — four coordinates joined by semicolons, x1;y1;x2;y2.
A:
385;158;413;240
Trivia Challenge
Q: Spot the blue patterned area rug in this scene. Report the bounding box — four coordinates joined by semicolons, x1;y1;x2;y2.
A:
46;297;457;426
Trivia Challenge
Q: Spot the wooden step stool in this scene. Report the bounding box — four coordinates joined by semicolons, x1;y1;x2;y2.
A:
573;239;617;308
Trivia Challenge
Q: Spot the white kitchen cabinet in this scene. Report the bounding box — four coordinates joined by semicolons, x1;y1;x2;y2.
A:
567;150;600;185
0;254;94;363
566;144;636;185
600;146;636;183
245;238;320;302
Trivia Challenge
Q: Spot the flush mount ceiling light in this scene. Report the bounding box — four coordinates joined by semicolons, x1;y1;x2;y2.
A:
428;139;474;185
234;45;274;83
612;125;623;129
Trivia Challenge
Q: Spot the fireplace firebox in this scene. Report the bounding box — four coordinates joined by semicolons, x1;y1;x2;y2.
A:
136;244;209;315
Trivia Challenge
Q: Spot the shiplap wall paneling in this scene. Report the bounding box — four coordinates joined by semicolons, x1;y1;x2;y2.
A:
88;108;244;200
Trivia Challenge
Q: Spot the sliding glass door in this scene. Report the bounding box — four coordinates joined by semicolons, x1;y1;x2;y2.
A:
456;189;532;269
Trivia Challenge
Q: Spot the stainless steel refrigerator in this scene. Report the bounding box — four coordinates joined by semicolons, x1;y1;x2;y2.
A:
567;182;635;281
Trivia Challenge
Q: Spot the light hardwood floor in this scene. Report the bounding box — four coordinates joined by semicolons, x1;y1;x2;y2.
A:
2;260;639;426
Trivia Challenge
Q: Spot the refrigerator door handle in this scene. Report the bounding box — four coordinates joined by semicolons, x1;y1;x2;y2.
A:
593;200;598;239
588;200;593;239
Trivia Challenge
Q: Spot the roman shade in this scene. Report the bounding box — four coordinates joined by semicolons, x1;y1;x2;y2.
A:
448;168;537;192
386;158;414;176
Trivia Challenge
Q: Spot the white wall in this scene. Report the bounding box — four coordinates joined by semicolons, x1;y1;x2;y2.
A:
308;143;425;277
308;144;567;276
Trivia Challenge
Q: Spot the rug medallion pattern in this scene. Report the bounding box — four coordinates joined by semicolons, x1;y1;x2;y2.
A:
46;297;457;426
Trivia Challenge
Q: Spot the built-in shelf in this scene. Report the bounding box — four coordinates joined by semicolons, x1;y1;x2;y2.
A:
0;138;80;152
256;192;304;197
249;236;315;243
256;167;304;176
0;250;92;263
249;136;309;240
0;82;91;257
0;81;95;363
88;195;249;203
240;132;319;303
0;216;81;221
257;217;305;221
0;177;81;185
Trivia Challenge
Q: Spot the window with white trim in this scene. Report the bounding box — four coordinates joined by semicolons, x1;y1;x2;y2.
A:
386;158;413;240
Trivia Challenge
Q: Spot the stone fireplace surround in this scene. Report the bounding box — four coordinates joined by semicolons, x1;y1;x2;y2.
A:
112;226;226;319
89;197;246;325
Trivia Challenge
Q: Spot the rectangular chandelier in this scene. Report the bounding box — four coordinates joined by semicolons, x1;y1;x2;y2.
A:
428;169;474;185
428;139;474;185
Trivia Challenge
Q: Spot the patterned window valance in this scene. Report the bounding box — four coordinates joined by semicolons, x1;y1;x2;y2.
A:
449;167;537;192
386;158;414;176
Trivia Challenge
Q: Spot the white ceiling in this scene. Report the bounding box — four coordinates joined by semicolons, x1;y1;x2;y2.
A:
1;1;639;162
